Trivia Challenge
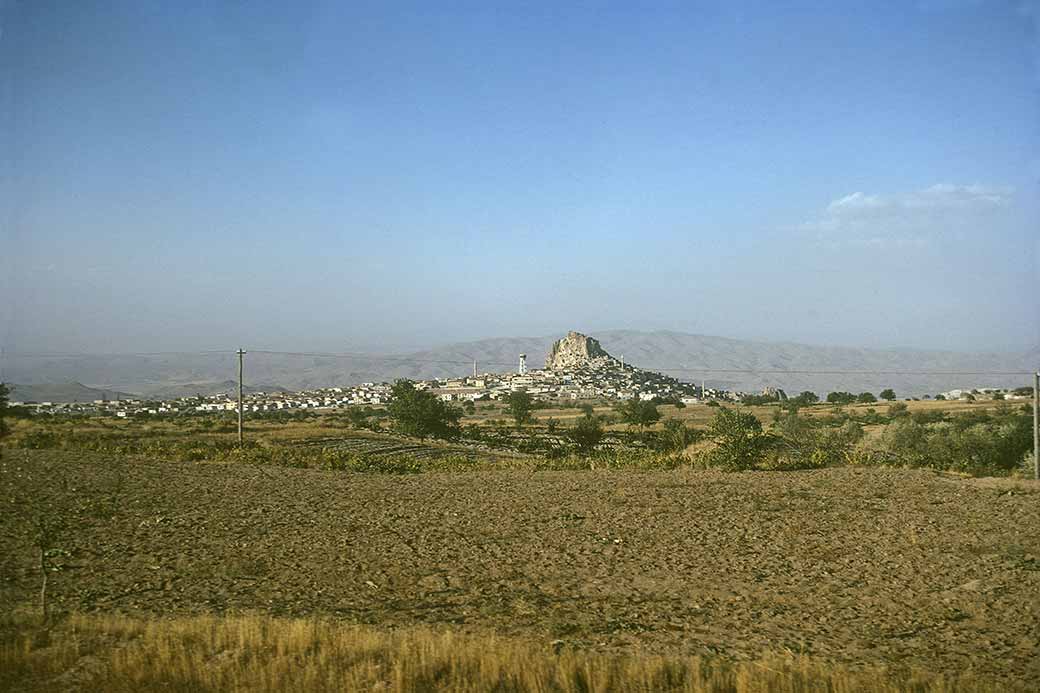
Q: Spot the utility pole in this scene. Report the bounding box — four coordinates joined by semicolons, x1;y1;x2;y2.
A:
1033;371;1038;481
237;348;246;446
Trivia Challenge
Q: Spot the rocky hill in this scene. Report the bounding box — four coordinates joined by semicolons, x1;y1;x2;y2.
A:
545;331;615;370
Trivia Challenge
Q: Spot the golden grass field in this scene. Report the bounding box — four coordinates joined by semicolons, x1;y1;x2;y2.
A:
1;612;1017;693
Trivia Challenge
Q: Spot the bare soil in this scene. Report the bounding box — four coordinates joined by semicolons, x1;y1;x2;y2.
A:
3;450;1039;685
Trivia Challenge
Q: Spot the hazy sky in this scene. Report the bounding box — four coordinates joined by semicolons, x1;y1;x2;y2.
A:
3;1;1038;355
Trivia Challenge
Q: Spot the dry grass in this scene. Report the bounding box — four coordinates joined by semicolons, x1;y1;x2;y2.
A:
0;612;1014;693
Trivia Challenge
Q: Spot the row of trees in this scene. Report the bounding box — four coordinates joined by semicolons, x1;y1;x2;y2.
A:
743;389;899;407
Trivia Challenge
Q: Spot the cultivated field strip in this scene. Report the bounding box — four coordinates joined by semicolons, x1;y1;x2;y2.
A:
290;435;526;461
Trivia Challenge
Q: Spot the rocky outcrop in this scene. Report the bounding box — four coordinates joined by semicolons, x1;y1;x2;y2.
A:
545;331;614;370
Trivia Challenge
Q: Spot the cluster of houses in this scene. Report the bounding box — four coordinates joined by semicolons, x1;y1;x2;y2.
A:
15;374;1033;419
936;387;1033;401
11;383;395;418
14;358;726;418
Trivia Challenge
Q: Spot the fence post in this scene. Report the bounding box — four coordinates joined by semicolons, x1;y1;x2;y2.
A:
238;349;246;446
1033;371;1038;481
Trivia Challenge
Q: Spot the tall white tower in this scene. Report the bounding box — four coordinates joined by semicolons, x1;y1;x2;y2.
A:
518;353;527;375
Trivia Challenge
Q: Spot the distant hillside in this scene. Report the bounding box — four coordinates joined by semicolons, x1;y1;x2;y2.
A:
7;382;137;403
2;331;1035;398
145;381;291;400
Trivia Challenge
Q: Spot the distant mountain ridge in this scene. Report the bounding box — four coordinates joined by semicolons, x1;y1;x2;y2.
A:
2;330;1036;400
7;382;136;403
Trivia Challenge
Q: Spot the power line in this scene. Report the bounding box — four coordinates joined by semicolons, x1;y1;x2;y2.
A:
3;350;236;358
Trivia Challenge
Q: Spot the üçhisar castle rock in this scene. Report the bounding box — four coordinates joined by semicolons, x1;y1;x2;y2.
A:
545;331;617;370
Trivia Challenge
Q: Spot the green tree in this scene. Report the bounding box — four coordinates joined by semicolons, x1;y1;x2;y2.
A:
386;380;461;441
507;389;534;429
791;391;819;406
826;391;856;405
857;392;877;404
616;398;661;431
705;408;773;471
570;413;604;453
879;388;896;401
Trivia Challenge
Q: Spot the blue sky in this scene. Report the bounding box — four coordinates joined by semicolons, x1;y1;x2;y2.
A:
2;0;1037;354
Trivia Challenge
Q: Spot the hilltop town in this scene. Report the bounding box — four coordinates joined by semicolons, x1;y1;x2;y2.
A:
12;332;715;417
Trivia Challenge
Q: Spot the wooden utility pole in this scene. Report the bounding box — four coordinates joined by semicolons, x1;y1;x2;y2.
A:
1033;371;1038;481
237;349;246;446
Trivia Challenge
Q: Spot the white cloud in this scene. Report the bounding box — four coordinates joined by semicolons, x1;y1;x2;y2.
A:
802;183;1014;248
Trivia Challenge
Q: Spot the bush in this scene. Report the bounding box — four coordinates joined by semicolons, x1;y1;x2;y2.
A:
767;413;862;470
911;410;945;425
886;402;909;418
856;408;1032;475
570;414;605;453
660;418;701;452
703;408;774;471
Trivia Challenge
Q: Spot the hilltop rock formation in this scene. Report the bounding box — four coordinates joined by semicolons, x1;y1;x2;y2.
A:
545;331;615;370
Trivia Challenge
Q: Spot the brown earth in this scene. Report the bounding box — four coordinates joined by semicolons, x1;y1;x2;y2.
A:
2;450;1039;685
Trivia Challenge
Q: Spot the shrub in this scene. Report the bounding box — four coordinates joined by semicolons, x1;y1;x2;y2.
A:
660;418;700;452
703;408;774;471
886;402;909;418
911;410;945;425
767;414;862;470
570;414;605;453
856;408;1032;475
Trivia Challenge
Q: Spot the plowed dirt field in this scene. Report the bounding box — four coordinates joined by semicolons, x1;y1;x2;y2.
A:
3;450;1038;685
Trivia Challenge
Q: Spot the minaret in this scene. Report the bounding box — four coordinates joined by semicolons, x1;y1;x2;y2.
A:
518;353;527;375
